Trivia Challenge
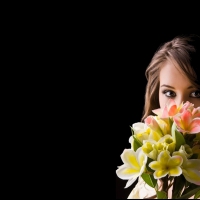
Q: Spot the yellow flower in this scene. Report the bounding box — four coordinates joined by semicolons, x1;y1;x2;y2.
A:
142;140;158;160
116;147;147;188
141;135;176;161
149;150;183;179
156;135;176;154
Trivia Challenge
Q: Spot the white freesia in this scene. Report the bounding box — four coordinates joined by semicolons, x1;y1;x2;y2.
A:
132;122;150;141
116;147;147;188
132;122;148;134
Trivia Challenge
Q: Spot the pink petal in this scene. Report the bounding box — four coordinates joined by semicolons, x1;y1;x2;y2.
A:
179;101;191;112
167;99;176;108
189;118;200;134
173;116;184;130
192;108;200;118
152;108;162;116
144;116;152;125
162;105;169;118
168;105;177;116
181;110;193;128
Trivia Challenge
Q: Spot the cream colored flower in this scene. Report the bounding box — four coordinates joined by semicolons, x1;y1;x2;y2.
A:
173;151;200;185
116;147;147;188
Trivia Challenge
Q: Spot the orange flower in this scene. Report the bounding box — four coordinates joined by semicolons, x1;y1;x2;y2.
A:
152;99;183;119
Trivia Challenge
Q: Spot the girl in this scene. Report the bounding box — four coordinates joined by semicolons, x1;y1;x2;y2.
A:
127;34;200;199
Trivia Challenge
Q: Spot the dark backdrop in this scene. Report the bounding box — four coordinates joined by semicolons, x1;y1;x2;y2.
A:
115;32;188;199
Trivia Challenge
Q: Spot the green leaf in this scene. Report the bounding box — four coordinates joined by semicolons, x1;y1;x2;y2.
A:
146;157;154;173
133;135;142;151
171;122;186;151
177;187;200;199
156;190;167;199
194;189;200;199
172;175;186;198
141;173;157;188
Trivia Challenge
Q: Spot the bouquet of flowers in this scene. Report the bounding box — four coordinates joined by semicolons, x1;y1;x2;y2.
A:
116;99;200;199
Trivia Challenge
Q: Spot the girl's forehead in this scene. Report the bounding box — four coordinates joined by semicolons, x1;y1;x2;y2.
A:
159;62;194;88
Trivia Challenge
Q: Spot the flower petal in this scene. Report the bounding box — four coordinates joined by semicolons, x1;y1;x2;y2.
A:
137;147;148;166
158;151;170;165
181;110;192;127
162;105;170;118
125;177;138;188
169;167;182;176
152;108;162;116
168;156;183;167
186;159;200;170
121;149;140;169
168;104;177;116
116;165;140;179
182;168;200;185
188;118;200;134
149;161;161;170
154;169;168;179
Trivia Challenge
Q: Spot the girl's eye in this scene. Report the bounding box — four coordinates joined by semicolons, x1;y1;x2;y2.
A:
190;91;200;98
163;90;176;97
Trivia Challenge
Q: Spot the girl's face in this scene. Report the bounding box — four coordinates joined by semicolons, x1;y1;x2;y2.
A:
159;61;200;109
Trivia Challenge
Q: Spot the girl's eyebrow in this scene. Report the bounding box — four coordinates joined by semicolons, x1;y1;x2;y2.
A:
160;84;195;89
160;84;174;89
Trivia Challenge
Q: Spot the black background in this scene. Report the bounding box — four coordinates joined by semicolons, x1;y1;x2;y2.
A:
115;32;188;199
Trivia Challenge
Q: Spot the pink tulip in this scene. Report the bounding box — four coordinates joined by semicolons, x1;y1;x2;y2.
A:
192;107;200;118
180;101;194;111
173;109;200;134
179;101;200;117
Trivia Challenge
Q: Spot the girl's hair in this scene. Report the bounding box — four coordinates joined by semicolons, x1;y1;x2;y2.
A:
141;34;200;122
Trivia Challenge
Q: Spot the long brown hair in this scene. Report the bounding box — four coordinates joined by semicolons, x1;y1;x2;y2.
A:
141;34;200;122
